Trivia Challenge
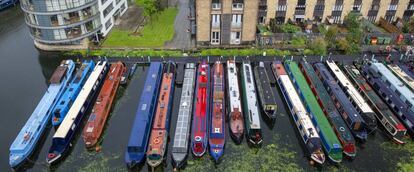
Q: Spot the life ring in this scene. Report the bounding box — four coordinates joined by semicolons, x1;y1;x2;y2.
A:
339;127;345;132
195;136;202;142
154;138;160;144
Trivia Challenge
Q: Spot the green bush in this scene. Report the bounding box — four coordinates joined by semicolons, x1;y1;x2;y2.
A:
279;23;302;33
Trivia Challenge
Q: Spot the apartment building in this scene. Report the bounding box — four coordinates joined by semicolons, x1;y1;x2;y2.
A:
196;0;259;46
21;0;127;50
196;0;414;46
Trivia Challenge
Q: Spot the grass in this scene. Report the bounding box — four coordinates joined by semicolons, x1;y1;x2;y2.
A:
102;8;178;48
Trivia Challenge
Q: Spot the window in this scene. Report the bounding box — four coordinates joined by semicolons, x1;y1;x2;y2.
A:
232;3;243;10
231;14;242;28
332;16;341;23
103;4;114;18
105;20;112;29
212;0;221;9
352;5;361;11
212;14;220;28
333;5;343;11
211;31;220;44
230;32;241;44
388;5;398;11
277;5;287;11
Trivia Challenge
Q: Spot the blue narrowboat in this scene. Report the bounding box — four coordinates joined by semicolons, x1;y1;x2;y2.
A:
0;0;18;10
125;62;163;167
9;60;75;168
313;63;368;141
46;61;108;164
362;64;414;134
51;61;95;126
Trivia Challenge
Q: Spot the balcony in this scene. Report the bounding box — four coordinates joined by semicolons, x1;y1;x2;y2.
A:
212;22;220;29
231;22;242;28
65;26;82;39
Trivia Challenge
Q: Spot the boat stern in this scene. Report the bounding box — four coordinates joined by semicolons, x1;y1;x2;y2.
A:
172;152;187;169
209;146;224;162
343;143;356;158
9;153;25;168
124;151;145;168
310;151;326;165
46;152;61;165
354;130;368;142
191;140;206;157
147;154;163;167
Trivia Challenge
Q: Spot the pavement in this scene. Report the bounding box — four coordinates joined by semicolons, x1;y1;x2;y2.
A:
115;5;145;31
164;0;194;49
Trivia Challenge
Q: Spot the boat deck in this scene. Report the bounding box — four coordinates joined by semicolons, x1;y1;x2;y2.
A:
255;64;277;105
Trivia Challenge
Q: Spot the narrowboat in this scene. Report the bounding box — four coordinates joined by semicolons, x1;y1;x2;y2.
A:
226;60;244;144
388;63;414;91
125;62;163;167
299;60;356;158
273;61;325;165
9;60;75;168
172;63;196;168
362;63;414;135
121;63;138;85
191;61;210;157
82;62;127;148
343;64;406;144
46;61;108;164
147;61;176;167
284;60;342;163
51;61;95;126
325;60;377;131
254;62;277;121
209;61;226;162
240;61;263;145
313;63;368;141
368;62;414;113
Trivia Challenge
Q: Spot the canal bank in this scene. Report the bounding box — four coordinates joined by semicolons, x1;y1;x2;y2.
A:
2;5;414;172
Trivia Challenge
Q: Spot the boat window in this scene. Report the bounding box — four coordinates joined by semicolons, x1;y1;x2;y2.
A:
88;114;96;122
69;88;73;92
141;104;147;111
146;86;152;92
60;101;65;105
230;67;234;73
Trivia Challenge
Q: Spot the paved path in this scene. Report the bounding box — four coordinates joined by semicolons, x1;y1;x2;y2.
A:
164;0;193;49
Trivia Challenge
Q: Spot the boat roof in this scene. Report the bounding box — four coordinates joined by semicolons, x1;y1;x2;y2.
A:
227;61;242;112
345;65;405;130
255;63;276;105
326;60;374;114
50;61;70;84
370;62;414;111
53;61;107;139
388;64;414;91
285;61;341;148
173;64;196;150
300;61;355;143
128;62;163;147
314;63;364;122
10;60;75;152
242;62;261;129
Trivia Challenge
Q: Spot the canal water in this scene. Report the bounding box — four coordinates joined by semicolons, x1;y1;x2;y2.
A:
1;6;412;172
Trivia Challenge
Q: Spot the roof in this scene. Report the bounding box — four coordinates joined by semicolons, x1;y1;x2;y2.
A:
254;63;276;105
285;61;341;150
173;64;196;150
326;60;374;114
227;61;242;113
128;62;163;147
273;61;319;139
300;61;354;144
53;61;107;139
388;64;414;91
370;62;414;112
242;62;261;129
314;63;364;123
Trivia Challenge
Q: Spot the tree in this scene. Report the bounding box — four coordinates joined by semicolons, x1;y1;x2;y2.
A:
405;17;414;33
336;38;360;55
307;37;327;55
344;12;361;30
136;0;157;17
325;26;339;47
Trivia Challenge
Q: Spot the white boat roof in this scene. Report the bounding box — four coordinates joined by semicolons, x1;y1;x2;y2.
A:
388;64;414;91
173;63;196;149
54;61;107;139
279;75;319;138
227;61;242;113
242;62;261;129
326;60;374;113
